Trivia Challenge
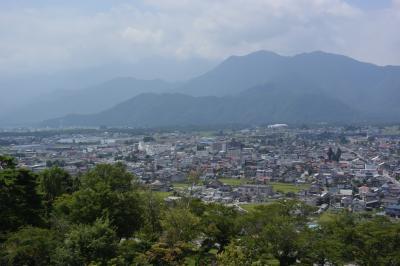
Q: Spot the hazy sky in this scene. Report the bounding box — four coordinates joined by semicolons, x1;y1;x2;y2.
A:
0;0;399;78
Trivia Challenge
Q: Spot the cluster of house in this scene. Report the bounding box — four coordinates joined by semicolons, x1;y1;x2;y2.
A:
1;125;400;216
185;181;275;204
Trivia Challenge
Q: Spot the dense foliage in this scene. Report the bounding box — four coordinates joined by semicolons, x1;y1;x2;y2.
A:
1;156;400;265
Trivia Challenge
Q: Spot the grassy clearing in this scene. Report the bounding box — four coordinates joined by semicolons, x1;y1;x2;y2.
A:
218;179;310;194
318;211;336;223
265;259;280;265
198;131;216;137
172;182;191;190
383;126;400;135
240;203;258;212
239;202;272;212
149;191;173;200
270;182;309;193
218;178;249;186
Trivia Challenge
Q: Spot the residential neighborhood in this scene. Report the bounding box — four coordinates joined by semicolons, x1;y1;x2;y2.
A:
2;125;400;216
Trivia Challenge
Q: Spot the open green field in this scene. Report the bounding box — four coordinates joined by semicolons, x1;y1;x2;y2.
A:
155;191;173;199
218;178;249;186
318;211;337;223
270;182;309;193
172;182;191;190
141;191;173;200
218;178;309;194
240;202;271;212
383;126;400;135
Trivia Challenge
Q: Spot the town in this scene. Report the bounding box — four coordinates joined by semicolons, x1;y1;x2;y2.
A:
2;124;400;216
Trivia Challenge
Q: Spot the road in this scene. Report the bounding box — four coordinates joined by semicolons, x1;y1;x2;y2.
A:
339;145;400;188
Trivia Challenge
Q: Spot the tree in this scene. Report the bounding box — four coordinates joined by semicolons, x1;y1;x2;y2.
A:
53;184;143;238
53;163;144;238
110;238;152;265
139;191;164;241
327;147;334;161
187;198;207;216
201;204;239;252
46;160;66;168
0;168;43;237
142;241;192;266
339;135;348;144
1;227;58;266
161;206;201;246
217;241;252;266
328;211;358;262
261;218;306;266
352;217;400;266
80;163;134;192
241;200;314;265
52;219;118;266
302;224;345;266
0;155;17;169
143;136;155;142
335;148;342;162
38;167;74;204
188;170;201;195
108;191;144;238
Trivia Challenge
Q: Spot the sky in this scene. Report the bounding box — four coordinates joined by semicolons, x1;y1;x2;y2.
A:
0;0;399;78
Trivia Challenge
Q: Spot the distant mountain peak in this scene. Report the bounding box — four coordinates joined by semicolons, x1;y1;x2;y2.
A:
223;50;283;63
293;50;378;67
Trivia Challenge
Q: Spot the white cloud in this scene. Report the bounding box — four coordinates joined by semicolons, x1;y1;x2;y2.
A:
121;27;163;44
0;0;399;77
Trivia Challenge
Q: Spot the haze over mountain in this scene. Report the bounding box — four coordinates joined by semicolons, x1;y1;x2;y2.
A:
180;51;400;117
1;78;175;126
44;85;357;128
0;57;215;125
42;50;400;127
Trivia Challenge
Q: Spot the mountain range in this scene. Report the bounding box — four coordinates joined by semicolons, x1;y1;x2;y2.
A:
180;51;400;117
0;78;176;125
9;50;400;127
